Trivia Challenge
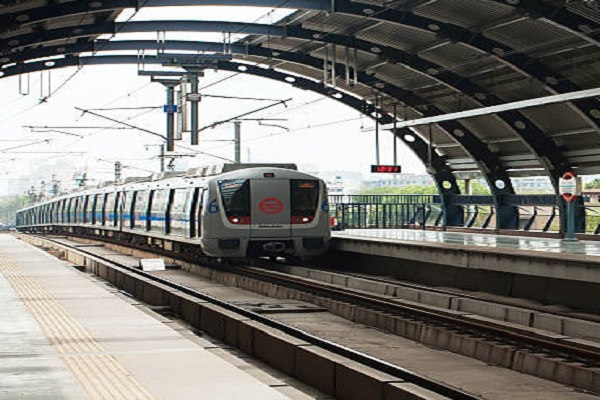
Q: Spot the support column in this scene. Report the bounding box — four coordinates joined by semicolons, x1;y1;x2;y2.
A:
160;145;165;172
190;73;199;145
165;84;176;152
234;121;241;163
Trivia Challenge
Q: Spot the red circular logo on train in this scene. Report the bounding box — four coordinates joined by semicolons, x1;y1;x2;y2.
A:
258;197;283;214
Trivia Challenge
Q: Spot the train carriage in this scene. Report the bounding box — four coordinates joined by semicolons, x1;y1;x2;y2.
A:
16;164;331;261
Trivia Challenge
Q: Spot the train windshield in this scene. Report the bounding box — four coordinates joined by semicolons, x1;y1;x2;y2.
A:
291;180;319;216
219;179;250;217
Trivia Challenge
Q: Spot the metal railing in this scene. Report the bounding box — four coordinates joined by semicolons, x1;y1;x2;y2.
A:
329;195;442;229
328;194;565;234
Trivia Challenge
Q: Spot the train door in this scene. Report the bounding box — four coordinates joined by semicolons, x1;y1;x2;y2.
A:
194;188;203;238
116;192;124;230
249;179;291;238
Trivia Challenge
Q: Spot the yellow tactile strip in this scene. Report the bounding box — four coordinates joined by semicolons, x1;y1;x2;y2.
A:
0;258;155;400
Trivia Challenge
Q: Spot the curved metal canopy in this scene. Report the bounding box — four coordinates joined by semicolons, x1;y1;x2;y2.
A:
1;0;600;190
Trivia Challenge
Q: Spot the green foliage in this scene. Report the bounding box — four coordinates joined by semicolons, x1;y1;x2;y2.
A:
353;185;438;195
0;195;28;225
585;178;600;189
457;181;491;195
354;180;491;195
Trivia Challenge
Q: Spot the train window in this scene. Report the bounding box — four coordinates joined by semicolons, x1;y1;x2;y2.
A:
195;188;203;238
105;193;118;227
117;192;124;227
53;201;59;223
70;198;75;223
78;196;84;223
100;193;108;226
170;188;190;237
78;197;83;223
290;180;319;222
90;194;98;225
218;179;250;218
60;200;67;223
71;197;79;223
125;191;135;229
63;199;69;223
82;195;89;223
68;198;73;223
60;201;65;224
150;190;168;233
187;188;201;238
133;190;150;231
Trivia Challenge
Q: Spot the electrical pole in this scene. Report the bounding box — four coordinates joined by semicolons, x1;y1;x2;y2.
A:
115;161;122;183
164;83;176;152
160;145;165;172
234;121;241;164
189;72;200;145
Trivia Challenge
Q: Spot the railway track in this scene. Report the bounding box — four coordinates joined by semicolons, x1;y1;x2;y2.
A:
235;262;600;363
23;233;478;400
20;233;600;397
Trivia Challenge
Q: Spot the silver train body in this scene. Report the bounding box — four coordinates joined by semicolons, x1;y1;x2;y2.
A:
16;164;331;260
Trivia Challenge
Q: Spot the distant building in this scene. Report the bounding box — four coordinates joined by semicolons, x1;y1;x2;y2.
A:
317;171;363;194
326;175;345;195
583;189;600;203
510;177;553;193
362;173;434;189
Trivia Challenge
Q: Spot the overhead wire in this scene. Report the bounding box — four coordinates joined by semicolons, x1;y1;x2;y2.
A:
5;1;596;180
1;0;154;119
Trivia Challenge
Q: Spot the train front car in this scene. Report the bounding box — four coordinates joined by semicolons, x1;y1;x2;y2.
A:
200;167;331;260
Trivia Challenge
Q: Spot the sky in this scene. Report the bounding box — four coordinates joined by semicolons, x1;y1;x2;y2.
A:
0;5;426;197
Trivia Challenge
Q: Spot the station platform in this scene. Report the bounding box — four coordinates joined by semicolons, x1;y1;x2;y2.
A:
333;228;600;257
330;229;600;311
0;234;292;399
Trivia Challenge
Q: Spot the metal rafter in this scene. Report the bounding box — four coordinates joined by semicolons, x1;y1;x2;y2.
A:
1;35;515;196
0;53;462;221
2;2;596;179
0;0;329;34
2;0;596;105
0;18;577;186
333;2;600;133
486;0;600;44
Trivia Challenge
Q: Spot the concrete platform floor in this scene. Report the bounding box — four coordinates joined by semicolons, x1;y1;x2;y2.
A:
0;234;302;399
334;229;600;257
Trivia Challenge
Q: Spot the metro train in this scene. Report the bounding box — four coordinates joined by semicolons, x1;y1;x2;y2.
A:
16;164;331;261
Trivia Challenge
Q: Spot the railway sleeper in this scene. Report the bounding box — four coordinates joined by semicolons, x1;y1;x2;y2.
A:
23;235;454;400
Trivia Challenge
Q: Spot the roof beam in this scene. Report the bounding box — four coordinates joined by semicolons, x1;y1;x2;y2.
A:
1;36;518;196
382;87;600;129
0;16;576;187
0;53;460;198
486;0;600;46
0;0;329;34
2;1;595;184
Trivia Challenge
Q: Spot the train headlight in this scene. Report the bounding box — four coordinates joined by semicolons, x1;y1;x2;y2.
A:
228;216;251;224
291;215;314;224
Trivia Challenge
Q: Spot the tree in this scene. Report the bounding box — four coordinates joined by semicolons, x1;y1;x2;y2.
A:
353;180;491;195
0;195;29;225
585;178;600;189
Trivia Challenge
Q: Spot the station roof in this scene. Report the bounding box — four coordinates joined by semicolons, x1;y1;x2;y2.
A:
1;0;600;192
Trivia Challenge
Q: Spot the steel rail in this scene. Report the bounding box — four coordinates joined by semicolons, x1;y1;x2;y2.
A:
241;264;600;363
34;234;479;400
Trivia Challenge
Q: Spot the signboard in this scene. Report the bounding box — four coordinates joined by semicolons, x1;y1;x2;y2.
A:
258;197;283;214
186;93;202;102
559;171;582;202
371;165;401;173
139;258;166;271
163;104;178;113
